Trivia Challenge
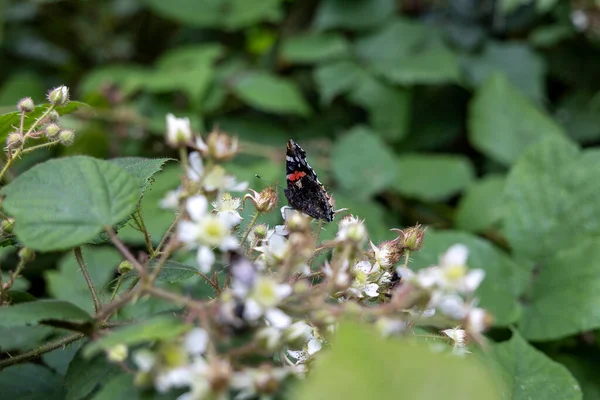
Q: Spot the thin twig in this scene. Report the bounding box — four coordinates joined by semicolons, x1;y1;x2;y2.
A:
145;286;204;311
74;247;101;313
0;333;84;371
20;141;58;154
105;226;145;276
134;208;154;255
95;287;141;322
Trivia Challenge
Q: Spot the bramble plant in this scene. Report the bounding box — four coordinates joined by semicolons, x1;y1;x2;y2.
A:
0;88;500;399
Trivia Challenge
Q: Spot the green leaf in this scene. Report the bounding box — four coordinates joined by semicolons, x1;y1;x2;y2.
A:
155;44;223;70
281;33;349;64
348;73;412;141
0;101;89;144
84;315;190;358
355;19;460;85
392;154;475;202
79;65;148;97
554;355;600;400
142;0;282;30
123;260;199;284
45;247;122;314
491;331;582;399
43;343;80;375
0;364;65;400
231;72;311;116
0;299;92;328
518;236;600;340
313;60;366;105
65;350;121;400
331;126;396;199
0;326;54;352
109;157;173;196
313;0;395;30
455;175;506;232
503;136;600;262
293;322;501;400
461;42;546;101
468;73;565;166
409;230;529;326
1;156;140;251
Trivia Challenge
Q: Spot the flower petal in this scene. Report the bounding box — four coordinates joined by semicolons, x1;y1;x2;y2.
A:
196;246;215;273
186;195;208;222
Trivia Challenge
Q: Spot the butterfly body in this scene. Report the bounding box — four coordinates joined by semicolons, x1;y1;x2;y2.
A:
284;139;334;222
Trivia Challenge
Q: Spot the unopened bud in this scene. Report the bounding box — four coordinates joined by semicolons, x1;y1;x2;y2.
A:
286;211;311;233
244;187;278;213
45;123;61;140
106;343;128;362
204;129;239;161
253;224;269;240
118;260;133;274
6;133;22;149
400;224;427;252
48;110;60;123
58;129;75;146
165;113;192;148
47;85;69;106
18;247;35;262
1;218;15;234
17;97;35;113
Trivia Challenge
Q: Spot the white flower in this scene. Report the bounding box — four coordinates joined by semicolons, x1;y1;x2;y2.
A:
177;195;239;273
432;294;469;320
204;165;248;193
466;307;488;334
370;241;392;270
166;113;192;147
106;343;128;362
376;318;407;337
187;152;204;182
195;135;208;152
231;367;291;400
442;328;470;356
437;244;484;293
287;324;323;364
160;187;183;210
265;308;292;329
255;229;288;263
347;261;379;298
184;328;208;356
133;349;157;372
336;216;367;244
212;193;242;226
323;259;351;288
243;277;292;327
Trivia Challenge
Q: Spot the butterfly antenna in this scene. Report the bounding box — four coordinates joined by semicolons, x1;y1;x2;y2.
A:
255;174;285;195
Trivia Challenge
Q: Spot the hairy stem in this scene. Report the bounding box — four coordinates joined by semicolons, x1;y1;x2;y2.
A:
0;333;84;371
240;212;261;248
20;141;58;155
74;247;101;313
106;226;145;276
145;285;204;311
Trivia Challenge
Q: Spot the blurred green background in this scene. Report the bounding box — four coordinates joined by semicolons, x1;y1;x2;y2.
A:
2;0;600;397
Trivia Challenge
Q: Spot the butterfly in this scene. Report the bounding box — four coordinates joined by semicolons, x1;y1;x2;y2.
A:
284;139;334;222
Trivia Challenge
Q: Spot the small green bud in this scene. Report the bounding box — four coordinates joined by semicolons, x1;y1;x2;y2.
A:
45;123;61;140
47;85;69;106
58;129;75;146
18;247;35;262
253;224;269;240
48;110;60;123
118;260;133;274
106;343;128;362
401;224;427;252
6;133;22;149
17;97;35;113
1;218;15;234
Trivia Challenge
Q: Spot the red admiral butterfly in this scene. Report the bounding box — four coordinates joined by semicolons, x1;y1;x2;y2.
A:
284;139;335;222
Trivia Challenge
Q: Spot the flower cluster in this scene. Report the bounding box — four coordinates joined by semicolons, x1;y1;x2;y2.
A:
103;115;493;398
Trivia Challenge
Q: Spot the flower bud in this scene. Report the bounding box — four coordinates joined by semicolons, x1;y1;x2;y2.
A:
204;129;238;161
243;187;278;213
18;247;35;262
336;215;367;244
399;224;427;252
253;224;269;240
6;133;22;149
17;97;35;113
118;260;133;274
48;110;60;123
286;211;311;233
165;113;192;148
45;123;61;140
47;85;69;106
1;218;15;234
106;343;128;362
58;129;75;146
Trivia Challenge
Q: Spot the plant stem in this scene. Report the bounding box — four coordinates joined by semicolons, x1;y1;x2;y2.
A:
134;209;154;254
20;141;58;154
403;250;411;268
145;285;204;311
109;275;124;302
95;287;141;321
153;214;180;258
0;333;84;371
74;247;101;313
240;212;261;248
179;147;189;171
105;226;145;276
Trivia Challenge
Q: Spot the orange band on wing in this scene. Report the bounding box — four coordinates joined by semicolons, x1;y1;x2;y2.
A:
287;171;306;182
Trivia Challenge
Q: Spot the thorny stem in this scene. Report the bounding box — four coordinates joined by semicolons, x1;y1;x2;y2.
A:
153;212;181;258
1;257;27;305
74;247;101;313
403;250;411;268
0;333;84;371
109;275;124;302
240;212;261;248
145;285;205;311
106;226;146;276
133;209;154;255
179;147;189;172
20;141;58;154
147;237;177;284
96;287;142;322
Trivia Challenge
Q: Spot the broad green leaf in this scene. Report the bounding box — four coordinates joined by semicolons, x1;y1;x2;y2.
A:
518;236;600;340
45;247;122;314
410;230;529;326
110;157;173;196
0;299;92;327
84;315;190;358
0;326;54;351
142;0;282;30
392;154;475;202
461;42;546;101
281;33;349;64
155;44;223;70
468;73;565;166
0;364;65;400
79;65;148;97
556;91;600;144
455;175;506;232
122;260;199;284
491;331;582;399
1;156;140;251
313;0;395;30
503;136;600;262
0;101;89;144
43;343;81;375
348;73;411;141
313;60;366;105
529;25;574;48
65;350;121;400
294;322;501;400
331;126;396;199
231;72;311;116
355;19;460;85
554;355;600;400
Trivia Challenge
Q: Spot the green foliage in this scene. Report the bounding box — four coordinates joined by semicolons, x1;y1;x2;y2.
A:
0;364;65;400
1;156;140;250
294;322;501;400
64;350;121;400
455;175;506;232
0;299;92;327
